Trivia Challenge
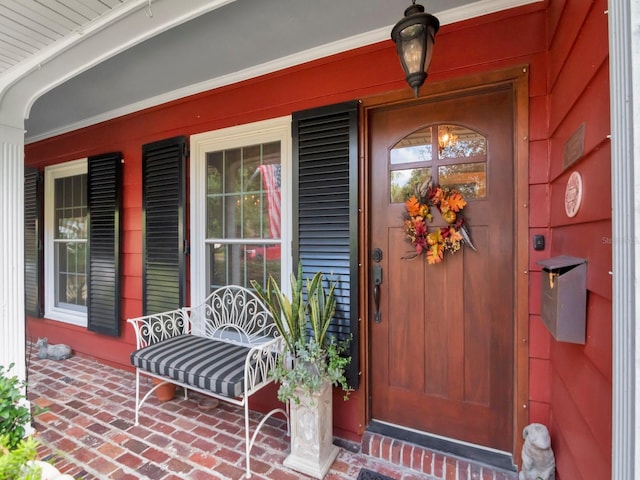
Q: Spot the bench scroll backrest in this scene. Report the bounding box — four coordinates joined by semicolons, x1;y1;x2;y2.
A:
192;285;277;345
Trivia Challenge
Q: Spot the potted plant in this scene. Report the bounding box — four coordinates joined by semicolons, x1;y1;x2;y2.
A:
251;263;350;479
151;378;176;402
0;364;74;480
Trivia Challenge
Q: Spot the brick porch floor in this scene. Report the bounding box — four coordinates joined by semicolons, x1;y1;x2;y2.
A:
26;349;517;480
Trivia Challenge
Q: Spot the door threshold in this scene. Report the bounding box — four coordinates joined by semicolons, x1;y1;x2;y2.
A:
365;420;517;473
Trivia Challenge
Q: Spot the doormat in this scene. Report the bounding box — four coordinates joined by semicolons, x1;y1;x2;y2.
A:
356;469;394;480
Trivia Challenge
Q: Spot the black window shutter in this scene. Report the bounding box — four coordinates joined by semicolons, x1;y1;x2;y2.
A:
24;167;43;318
87;153;122;336
292;101;360;390
142;136;187;315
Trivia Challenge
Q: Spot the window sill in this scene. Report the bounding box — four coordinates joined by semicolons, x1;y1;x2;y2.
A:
43;308;87;328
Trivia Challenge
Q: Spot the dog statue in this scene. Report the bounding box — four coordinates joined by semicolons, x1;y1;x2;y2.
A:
519;423;555;480
36;337;72;361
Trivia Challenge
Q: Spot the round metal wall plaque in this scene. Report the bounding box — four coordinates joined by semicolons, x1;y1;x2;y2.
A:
564;171;583;218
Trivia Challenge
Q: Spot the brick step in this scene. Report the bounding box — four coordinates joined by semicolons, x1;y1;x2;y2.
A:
361;431;518;480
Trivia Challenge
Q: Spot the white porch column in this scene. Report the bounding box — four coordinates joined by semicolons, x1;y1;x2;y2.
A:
0;124;26;381
609;1;640;479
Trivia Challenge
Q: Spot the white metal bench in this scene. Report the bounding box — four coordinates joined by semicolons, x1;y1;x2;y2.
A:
128;285;288;478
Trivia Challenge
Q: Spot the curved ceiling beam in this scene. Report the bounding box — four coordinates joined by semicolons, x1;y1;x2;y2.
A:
0;0;237;129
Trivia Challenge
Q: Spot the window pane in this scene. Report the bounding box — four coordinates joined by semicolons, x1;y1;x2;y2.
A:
72;174;84;207
55;178;64;209
242;145;261;183
255;163;281;240
55;241;86;308
246;244;281;289
227;193;243;238
76;242;86;272
55;174;87;240
438;124;486;159
207;242;228;288
206;242;280;291
224;151;243;239
390;127;432;164
207;152;223;195
438;162;487;199
205;140;282;290
53;172;87;311
390;167;432;203
244;192;265;238
207;196;222;238
46;162;89;322
263;142;281;162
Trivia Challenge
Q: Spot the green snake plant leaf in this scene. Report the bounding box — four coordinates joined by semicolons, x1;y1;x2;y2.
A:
306;271;337;346
251;262;307;354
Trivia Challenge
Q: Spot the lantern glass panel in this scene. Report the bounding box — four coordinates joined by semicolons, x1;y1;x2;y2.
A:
401;36;425;75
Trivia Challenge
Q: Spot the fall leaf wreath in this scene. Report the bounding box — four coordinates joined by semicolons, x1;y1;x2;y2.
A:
402;181;476;264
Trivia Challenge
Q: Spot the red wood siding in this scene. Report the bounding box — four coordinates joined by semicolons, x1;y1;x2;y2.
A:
535;0;612;478
24;4;613;477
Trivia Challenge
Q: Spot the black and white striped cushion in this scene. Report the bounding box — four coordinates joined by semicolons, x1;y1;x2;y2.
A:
130;335;253;398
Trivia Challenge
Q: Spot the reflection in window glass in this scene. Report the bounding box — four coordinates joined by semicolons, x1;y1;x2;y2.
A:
53;174;87;310
390;127;432;164
438;125;486;159
390;167;432;203
205;141;281;290
206;243;281;291
438;162;487;199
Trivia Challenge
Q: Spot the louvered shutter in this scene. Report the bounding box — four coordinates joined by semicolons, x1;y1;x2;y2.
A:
24;167;43;317
292;101;359;389
87;153;122;335
142;136;186;315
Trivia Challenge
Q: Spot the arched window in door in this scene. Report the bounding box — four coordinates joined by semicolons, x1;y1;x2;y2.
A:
389;124;487;203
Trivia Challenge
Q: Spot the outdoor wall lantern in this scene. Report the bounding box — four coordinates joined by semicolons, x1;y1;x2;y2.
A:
391;1;440;97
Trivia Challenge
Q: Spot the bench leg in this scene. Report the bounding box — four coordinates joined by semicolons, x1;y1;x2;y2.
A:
134;371;170;426
244;401;252;478
134;370;141;425
243;401;289;479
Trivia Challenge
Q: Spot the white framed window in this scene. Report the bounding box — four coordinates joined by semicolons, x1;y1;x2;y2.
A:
44;159;88;326
190;116;292;305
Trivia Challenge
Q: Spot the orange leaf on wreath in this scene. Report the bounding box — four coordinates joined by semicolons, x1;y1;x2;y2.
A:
405;196;422;217
427;243;444;264
445;192;467;212
430;187;444;205
448;227;463;243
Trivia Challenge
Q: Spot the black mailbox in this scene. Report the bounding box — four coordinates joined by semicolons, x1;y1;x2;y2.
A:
536;255;587;344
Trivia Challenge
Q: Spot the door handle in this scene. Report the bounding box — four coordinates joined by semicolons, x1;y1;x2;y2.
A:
372;264;382;323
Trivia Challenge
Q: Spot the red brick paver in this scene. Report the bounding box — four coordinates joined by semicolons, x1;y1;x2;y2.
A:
28;350;516;479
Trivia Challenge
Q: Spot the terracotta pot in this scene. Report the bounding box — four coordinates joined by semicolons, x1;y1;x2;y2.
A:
152;378;176;402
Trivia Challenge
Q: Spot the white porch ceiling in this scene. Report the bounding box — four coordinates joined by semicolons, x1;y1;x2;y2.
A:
0;0;543;143
0;0;133;75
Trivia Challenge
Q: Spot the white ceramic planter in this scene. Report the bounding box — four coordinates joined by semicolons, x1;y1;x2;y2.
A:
283;380;340;479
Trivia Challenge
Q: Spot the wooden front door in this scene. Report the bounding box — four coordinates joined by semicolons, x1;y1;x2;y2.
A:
369;85;515;451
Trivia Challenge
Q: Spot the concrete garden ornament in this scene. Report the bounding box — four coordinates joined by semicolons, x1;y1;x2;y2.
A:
519;423;555;480
36;338;72;361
